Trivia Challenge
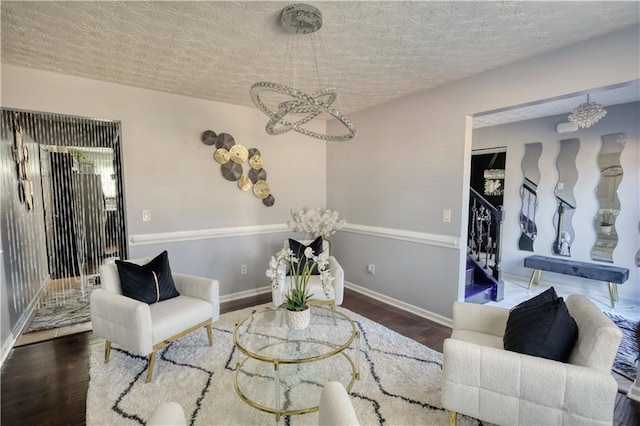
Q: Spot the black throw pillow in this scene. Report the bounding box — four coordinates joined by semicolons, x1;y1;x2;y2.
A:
115;250;180;304
288;236;323;275
503;287;578;362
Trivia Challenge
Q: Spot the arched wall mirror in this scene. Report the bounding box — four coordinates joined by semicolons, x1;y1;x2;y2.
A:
518;142;542;251
552;138;579;257
591;133;625;263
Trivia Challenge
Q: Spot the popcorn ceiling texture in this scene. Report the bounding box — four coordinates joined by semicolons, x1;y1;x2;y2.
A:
2;1;638;118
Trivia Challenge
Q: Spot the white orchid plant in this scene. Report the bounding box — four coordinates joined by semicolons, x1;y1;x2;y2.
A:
598;209;619;226
288;208;346;239
266;246;334;311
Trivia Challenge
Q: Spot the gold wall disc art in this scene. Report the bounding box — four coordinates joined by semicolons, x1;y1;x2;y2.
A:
253;180;270;199
216;133;235;150
201;130;217;145
214;148;230;164
201;130;274;206
237;176;252;191
249;154;263;170
229;144;248;163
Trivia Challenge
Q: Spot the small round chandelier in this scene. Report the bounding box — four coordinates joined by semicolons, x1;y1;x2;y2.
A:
567;94;607;128
250;3;357;142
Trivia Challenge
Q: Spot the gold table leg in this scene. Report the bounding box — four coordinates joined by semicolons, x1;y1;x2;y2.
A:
104;341;112;363
528;269;543;289
608;282;618;308
449;410;457;426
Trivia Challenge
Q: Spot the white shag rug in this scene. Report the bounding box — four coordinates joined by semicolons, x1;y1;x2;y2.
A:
87;305;479;425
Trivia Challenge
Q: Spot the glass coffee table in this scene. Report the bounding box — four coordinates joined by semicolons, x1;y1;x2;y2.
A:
233;305;360;421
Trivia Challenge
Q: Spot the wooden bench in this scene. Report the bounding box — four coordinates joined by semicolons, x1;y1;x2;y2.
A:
524;255;629;307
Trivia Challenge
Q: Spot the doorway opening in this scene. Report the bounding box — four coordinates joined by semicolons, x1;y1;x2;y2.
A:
465;147;507;304
2;108;127;341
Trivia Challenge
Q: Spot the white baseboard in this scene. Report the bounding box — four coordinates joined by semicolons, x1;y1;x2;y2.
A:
220;286;271;304
345;280;453;328
0;275;51;368
0;333;17;367
220;282;453;328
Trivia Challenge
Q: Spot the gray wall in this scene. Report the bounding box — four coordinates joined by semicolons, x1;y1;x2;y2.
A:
1;63;328;301
472;102;640;303
0;25;638;361
327;25;640;318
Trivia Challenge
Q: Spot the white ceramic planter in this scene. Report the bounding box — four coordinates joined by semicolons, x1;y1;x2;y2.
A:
286;307;311;330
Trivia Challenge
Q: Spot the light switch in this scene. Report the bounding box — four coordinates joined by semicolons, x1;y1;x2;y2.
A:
142;210;151;222
442;209;451;223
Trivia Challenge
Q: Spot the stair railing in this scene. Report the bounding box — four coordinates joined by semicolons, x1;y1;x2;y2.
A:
468;187;505;300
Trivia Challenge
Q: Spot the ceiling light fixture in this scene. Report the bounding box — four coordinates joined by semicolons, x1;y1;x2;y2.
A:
567;94;607;128
250;3;356;142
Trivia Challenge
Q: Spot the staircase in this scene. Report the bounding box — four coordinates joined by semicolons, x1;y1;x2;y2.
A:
465;256;499;304
466;188;505;303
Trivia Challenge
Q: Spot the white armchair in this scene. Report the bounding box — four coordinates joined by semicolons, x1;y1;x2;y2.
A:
442;294;622;426
271;239;345;309
318;381;359;426
91;256;220;382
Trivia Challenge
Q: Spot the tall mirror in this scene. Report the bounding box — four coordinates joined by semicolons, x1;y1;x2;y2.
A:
518;142;542;251
591;133;625;263
552;138;579;257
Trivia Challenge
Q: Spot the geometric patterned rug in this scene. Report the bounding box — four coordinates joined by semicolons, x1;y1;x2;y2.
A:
605;312;639;381
86;305;481;425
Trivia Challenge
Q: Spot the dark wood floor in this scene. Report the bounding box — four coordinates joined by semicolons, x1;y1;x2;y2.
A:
1;289;638;425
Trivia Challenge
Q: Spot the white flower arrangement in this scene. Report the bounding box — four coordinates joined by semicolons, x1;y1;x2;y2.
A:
266;246;334;310
287;208;346;239
598;209;619;226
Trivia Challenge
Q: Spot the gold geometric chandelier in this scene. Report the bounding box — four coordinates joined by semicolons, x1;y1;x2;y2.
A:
250;3;356;142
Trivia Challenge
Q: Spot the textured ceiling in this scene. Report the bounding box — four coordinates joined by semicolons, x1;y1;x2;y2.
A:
2;1;639;120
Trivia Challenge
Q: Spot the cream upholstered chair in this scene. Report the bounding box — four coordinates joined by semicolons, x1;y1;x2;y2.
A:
318;381;359;426
91;256;220;382
271;238;345;309
441;294;622;426
147;402;186;426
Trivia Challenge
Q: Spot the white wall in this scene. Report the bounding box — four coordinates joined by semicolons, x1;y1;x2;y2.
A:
1;64;328;297
327;25;640;318
473;102;639;304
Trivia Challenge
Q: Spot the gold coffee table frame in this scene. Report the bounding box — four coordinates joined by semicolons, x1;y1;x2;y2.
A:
232;305;360;422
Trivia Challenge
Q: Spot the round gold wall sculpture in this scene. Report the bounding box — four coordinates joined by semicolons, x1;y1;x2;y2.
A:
202;131;274;206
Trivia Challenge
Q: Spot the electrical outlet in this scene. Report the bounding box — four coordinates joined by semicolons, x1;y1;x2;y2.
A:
442;209;451;223
142;209;151;222
367;264;375;275
240;264;247;275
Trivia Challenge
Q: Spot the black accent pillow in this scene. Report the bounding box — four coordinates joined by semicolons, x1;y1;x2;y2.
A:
288;236;323;275
503;287;578;362
115;251;180;304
